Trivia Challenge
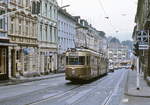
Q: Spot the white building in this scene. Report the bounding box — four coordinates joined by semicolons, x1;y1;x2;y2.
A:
57;9;76;71
108;47;129;66
37;0;58;74
0;0;10;80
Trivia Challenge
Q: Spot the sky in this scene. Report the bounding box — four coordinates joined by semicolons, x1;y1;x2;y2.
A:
57;0;138;41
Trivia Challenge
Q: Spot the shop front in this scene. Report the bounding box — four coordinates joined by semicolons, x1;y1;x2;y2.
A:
0;46;8;80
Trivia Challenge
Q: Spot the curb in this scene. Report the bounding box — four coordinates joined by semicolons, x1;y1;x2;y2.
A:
0;74;65;86
124;71;150;98
124;92;150;98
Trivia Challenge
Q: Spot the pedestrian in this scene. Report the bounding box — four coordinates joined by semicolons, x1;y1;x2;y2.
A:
131;64;135;71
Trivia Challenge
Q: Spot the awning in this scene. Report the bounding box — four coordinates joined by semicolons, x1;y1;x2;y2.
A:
0;43;17;46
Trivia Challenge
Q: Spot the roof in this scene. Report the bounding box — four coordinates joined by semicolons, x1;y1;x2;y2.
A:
58;8;76;22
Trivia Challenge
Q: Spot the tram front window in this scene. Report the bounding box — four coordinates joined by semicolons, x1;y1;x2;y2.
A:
66;56;85;65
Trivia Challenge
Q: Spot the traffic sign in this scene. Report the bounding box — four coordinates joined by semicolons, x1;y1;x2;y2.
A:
139;45;149;50
137;30;148;44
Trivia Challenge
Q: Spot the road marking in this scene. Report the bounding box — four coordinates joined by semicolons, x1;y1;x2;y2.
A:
101;70;127;105
42;93;60;99
20;83;32;86
122;99;129;103
66;88;93;105
39;83;47;86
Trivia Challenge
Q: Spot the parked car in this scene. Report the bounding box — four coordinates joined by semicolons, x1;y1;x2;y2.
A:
109;65;114;72
114;66;118;70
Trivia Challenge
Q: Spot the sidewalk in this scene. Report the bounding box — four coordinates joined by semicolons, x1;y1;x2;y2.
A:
0;73;65;86
120;70;150;105
124;70;150;98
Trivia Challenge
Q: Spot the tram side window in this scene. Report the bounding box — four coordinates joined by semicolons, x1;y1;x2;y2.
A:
79;56;85;65
66;56;68;65
87;56;90;65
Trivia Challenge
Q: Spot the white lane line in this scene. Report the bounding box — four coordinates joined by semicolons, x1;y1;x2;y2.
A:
101;70;127;105
42;92;61;99
122;98;129;103
20;83;32;86
39;83;47;86
66;88;93;105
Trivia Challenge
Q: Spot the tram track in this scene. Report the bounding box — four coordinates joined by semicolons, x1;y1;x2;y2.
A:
27;75;108;105
26;84;82;105
101;70;127;105
27;71;124;105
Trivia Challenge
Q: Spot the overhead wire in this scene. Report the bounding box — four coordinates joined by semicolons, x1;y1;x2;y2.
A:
97;0;118;32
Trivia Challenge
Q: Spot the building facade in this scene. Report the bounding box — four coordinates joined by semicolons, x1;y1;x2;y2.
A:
57;9;76;71
38;0;58;74
75;16;105;53
75;17;88;48
108;47;129;66
7;0;39;77
0;0;10;80
133;0;150;81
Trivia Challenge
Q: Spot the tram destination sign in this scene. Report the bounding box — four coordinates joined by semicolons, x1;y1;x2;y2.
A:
69;53;78;57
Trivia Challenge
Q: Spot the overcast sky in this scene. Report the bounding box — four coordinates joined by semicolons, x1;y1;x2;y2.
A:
57;0;138;41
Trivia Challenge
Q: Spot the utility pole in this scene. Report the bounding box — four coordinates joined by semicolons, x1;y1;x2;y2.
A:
136;55;140;90
133;41;140;90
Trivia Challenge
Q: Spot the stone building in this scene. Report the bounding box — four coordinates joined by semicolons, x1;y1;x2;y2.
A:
75;17;88;48
0;0;11;80
57;8;76;72
7;0;39;77
37;0;58;74
133;0;150;81
75;16;104;53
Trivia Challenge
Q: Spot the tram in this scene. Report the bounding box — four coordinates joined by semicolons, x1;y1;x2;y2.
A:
65;48;108;81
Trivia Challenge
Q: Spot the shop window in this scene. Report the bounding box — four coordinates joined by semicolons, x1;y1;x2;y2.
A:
0;48;7;74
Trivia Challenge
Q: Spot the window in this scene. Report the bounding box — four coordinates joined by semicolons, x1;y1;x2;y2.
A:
32;23;35;37
26;0;29;7
0;48;7;74
25;21;29;36
40;24;42;40
87;56;90;65
66;56;85;65
45;25;48;41
18;19;22;35
10;17;15;34
0;19;3;29
54;9;55;18
54;28;57;42
10;24;14;34
49;6;52;17
45;3;47;17
18;0;23;6
50;26;52;42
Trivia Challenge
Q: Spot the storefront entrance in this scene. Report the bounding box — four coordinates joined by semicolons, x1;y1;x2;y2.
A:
0;47;8;80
